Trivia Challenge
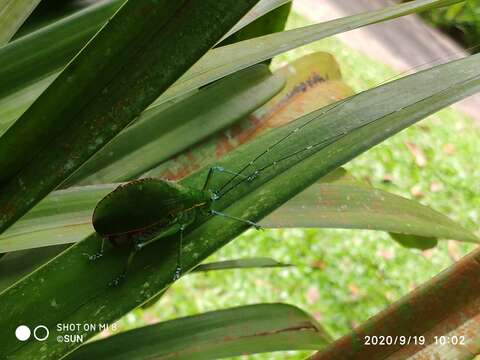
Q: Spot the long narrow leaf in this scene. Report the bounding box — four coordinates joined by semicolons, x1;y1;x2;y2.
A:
0;0;41;45
0;0;124;99
194;258;291;272
159;0;465;102
65;64;285;185
0;0;287;102
3;165;475;254
0;0;289;128
0;254;287;294
261;168;477;243
0;0;260;236
0;245;70;293
220;0;291;42
0;0;463;135
66;304;330;360
0;184;112;252
0;53;478;359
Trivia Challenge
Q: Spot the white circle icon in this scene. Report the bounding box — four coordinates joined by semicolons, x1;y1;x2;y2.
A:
15;325;31;341
33;325;49;341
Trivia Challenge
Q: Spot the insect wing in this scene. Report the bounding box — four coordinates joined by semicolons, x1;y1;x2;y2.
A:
92;179;191;237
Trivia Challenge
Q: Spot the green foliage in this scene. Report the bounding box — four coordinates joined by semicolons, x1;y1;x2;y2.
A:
220;2;292;46
65;304;330;360
1;48;477;359
0;1;478;359
414;0;480;52
0;0;42;45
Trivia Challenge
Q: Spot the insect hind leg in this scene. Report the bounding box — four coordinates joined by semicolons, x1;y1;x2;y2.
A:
108;223;188;286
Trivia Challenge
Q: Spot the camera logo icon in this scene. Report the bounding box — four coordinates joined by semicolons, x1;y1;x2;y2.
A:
15;325;49;341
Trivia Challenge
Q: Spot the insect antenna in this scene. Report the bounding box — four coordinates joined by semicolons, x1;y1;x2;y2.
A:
214;44;479;197
216;71;480;199
215;96;352;196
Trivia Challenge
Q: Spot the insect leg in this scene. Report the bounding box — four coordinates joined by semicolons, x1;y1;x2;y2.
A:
210;209;262;230
83;238;105;262
108;220;192;286
108;248;137;287
173;225;186;281
203;166;251;195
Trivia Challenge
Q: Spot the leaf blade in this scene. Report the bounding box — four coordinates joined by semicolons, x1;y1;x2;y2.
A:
194;258;291;272
65;304;330;360
0;0;42;45
1;46;478;360
66;64;285;185
0;0;463;134
0;0;261;236
261;168;478;243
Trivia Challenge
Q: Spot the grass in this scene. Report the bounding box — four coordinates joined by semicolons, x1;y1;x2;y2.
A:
109;11;480;359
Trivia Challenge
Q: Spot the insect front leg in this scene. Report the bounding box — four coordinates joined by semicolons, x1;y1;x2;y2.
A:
203;166;254;198
83;238;106;262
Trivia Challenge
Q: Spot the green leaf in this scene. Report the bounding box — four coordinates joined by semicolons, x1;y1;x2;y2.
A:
0;184;112;253
14;0;111;37
389;233;438;250
65;304;330;360
194;258;291;272
143;51;352;180
0;52;478;359
0;0;261;236
65;64;285;185
0;245;70;293
0;0;125;100
0;254;288;295
141;257;290;308
261;168;478;243
4;164;475;254
221;0;292;42
0;0;463;135
0;0;286;103
0;0;289;132
0;0;42;45
220;1;291;46
162;0;466;103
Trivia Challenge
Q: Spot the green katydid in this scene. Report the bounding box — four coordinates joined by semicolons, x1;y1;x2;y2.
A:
90;98;349;287
90;167;261;286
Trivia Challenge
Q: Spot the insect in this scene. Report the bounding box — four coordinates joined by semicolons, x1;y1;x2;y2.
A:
89;96;356;287
90;167;261;286
89;47;479;286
